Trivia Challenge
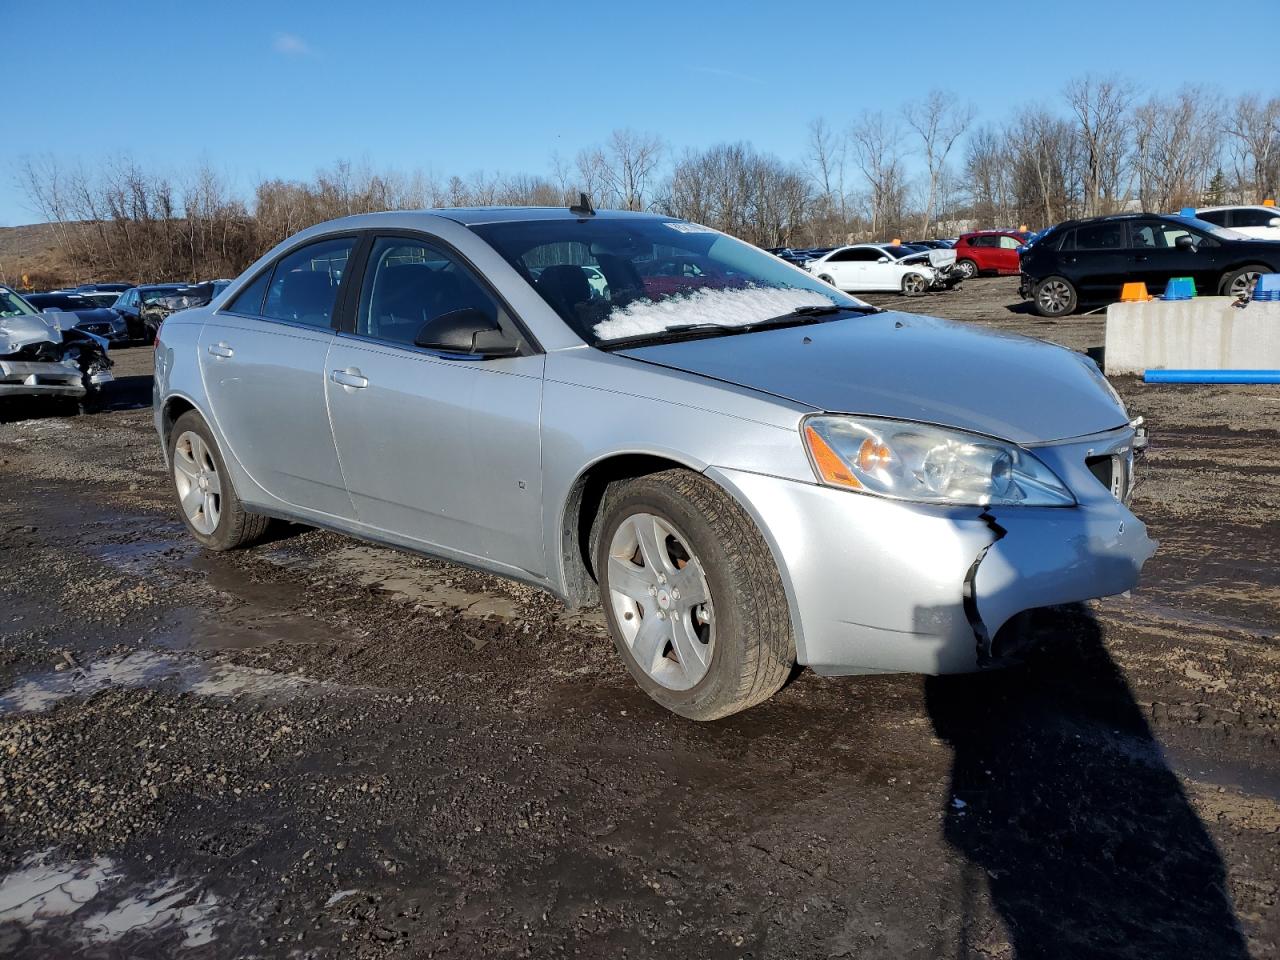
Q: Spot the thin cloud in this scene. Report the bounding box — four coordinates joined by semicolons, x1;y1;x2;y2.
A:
690;66;765;86
273;33;314;57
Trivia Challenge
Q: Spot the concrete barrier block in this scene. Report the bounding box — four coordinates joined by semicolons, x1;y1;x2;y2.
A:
1104;297;1280;375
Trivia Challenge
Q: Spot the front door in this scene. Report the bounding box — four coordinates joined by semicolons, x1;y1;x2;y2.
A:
1125;220;1221;295
326;234;546;578
200;234;358;520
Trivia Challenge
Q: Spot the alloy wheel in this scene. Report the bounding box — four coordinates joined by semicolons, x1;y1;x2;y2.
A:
173;430;222;535
1230;271;1260;298
903;273;928;295
1038;279;1072;314
607;512;715;691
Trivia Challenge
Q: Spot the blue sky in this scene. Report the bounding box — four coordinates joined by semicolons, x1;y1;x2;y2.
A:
6;0;1277;225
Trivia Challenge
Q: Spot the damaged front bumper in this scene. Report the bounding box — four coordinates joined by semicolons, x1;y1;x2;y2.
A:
708;425;1156;676
0;358;105;398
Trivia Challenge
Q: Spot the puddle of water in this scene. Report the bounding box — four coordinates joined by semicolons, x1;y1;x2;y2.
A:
0;649;317;716
0;850;220;950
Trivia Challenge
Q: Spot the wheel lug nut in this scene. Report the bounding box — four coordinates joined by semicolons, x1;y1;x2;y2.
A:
672;589;680;600
657;611;667;620
648;586;658;596
658;574;667;584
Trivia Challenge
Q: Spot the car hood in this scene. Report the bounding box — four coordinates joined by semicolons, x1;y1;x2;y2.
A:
615;311;1128;444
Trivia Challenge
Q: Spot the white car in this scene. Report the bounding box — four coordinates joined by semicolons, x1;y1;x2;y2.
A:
1194;205;1280;241
806;244;938;296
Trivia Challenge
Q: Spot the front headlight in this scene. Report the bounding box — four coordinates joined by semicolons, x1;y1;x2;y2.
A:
802;415;1075;507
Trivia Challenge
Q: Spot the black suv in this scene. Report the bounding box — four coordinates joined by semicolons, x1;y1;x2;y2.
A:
1019;213;1280;317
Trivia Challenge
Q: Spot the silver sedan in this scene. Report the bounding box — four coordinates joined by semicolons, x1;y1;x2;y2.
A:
153;206;1155;720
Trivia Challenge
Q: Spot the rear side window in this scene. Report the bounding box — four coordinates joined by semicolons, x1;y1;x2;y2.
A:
1197;210;1229;227
970;236;997;248
261;236;355;328
1072;223;1123;250
225;269;271;316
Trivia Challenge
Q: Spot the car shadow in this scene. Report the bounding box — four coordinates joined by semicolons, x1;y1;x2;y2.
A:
924;606;1248;959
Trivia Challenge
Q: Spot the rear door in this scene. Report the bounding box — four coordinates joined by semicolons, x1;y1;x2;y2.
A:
994;235;1022;274
1062;222;1127;298
325;233;546;578
199;234;358;520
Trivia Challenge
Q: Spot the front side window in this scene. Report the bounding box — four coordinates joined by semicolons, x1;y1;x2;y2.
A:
356;236;499;346
472;218;860;344
0;288;39;318
261;236;354;328
998;235;1022;250
1234;208;1280;228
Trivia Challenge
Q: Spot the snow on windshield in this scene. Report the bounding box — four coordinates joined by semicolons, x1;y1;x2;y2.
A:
593;284;837;341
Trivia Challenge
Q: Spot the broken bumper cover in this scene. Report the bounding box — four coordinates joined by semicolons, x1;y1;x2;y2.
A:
708;434;1156;676
0;359;97;398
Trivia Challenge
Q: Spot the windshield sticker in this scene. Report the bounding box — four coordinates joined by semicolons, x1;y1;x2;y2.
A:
593;285;835;342
664;222;718;234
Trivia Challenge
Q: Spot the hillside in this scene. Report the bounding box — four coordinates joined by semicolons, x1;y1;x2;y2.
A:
0;222;74;289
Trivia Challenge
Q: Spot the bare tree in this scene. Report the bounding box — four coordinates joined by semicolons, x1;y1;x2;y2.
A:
1133;87;1223;211
1065;74;1137;215
904;90;975;236
1224;94;1280;202
849;110;906;238
806;117;850;239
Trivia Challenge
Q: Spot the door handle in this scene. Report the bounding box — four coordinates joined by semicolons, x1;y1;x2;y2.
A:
207;342;234;358
331;368;369;389
1133;254;1150;262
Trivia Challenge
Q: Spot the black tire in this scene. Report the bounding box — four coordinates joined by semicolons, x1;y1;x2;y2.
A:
1219;264;1268;298
1033;276;1078;317
595;470;795;721
957;259;978;280
167;410;271;551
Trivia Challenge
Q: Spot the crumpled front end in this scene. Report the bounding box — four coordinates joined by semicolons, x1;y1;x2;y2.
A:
708;425;1156;676
0;314;113;400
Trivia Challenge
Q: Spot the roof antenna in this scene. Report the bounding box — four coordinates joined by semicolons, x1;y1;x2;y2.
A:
569;192;596;217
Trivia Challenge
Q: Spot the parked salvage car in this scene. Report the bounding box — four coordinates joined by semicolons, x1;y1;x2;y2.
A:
21;292;129;343
1194;204;1280;241
113;284;188;341
806;243;958;294
1019;213;1280;317
0;286;113;406
144;280;233;327
154;206;1155;720
952;231;1030;279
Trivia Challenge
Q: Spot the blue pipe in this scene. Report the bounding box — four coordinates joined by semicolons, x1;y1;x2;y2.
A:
1144;369;1280;384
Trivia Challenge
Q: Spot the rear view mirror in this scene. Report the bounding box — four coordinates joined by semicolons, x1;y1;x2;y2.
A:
414;308;519;357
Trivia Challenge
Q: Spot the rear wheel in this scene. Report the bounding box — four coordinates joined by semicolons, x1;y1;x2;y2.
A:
595;470;795;721
168;410;271;550
901;273;929;296
957;259;978;280
1220;264;1268;298
1033;276;1077;317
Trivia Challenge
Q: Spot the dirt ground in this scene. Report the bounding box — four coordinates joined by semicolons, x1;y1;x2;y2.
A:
1;276;1277;959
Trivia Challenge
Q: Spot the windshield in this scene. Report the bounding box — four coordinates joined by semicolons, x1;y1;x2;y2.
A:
0;288;39;319
470;217;863;344
1167;215;1250;242
140;286;183;303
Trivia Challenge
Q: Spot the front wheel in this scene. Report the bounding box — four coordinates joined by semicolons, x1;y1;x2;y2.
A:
901;273;929;296
818;273;837;287
595;470;795;721
1033;276;1077;317
167;410;272;550
1220;264;1268;298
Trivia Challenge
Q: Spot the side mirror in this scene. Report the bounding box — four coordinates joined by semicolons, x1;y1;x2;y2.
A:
414;307;519;357
1268;217;1280;228
878;256;891;263
1175;234;1195;251
42;307;58;314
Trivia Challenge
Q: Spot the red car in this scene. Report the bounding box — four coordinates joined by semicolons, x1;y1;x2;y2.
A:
952;231;1029;279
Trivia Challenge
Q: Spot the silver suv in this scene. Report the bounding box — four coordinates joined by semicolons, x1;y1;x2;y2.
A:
154;207;1155;720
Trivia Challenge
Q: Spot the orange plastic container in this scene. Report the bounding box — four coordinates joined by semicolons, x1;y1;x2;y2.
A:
1120;282;1152;302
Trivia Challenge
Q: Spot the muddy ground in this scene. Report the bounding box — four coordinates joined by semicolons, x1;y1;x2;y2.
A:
0;276;1277;959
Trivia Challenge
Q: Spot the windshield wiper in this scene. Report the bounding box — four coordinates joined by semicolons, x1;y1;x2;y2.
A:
599;303;881;350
